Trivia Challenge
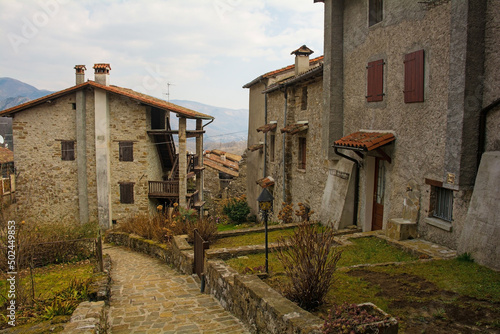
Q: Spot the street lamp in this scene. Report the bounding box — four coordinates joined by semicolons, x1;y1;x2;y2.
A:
257;188;274;273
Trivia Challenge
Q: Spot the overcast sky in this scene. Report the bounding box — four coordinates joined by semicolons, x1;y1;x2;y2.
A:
0;0;324;109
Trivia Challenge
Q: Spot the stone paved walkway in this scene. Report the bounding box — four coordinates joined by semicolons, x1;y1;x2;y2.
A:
104;245;250;334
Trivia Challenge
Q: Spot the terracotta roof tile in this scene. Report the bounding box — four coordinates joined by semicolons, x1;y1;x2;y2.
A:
207;149;242;162
280;122;308;135
0;81;213;120
257;123;277;133
248;144;264;152
256;176;275;188
0;147;13;164
334;131;395;151
204;159;238;177
204;153;239;171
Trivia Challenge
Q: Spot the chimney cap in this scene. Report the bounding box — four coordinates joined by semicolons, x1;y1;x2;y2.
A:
291;45;314;56
93;63;111;74
74;65;87;73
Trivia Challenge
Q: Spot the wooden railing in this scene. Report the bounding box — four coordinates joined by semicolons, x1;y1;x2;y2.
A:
148;180;179;198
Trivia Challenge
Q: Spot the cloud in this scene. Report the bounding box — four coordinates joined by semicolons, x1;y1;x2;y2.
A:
0;0;324;109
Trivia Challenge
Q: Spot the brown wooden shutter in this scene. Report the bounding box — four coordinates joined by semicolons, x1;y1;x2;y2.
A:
61;141;75;161
119;141;134;161
119;182;134;204
367;59;384;102
404;49;424;103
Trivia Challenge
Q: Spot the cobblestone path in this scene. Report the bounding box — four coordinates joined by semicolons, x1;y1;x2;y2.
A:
104;245;250;334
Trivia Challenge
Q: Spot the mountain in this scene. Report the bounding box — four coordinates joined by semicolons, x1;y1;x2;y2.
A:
0;77;54;110
170;100;248;145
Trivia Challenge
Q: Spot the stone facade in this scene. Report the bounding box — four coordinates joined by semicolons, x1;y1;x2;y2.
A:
3;65;212;228
316;0;499;253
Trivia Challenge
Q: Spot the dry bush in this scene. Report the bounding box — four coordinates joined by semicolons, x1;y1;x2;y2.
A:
276;222;342;311
116;212;181;243
187;217;218;244
278;203;295;224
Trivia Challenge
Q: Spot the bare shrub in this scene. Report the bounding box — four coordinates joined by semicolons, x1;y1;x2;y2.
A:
275;222;342;311
186;217;218;244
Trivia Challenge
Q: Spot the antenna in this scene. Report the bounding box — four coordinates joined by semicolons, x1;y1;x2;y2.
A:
165;82;175;102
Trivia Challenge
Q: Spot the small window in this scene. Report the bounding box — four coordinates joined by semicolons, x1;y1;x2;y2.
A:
119;141;134;161
270;134;275;162
119;182;134;204
298;137;306;170
71;103;76;110
301;86;308;110
404;50;425;103
366;59;384;102
431;186;453;222
369;0;383;26
61;141;75;161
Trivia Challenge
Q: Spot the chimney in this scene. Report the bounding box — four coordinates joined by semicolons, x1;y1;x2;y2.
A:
74;65;86;85
93;63;111;86
291;45;314;75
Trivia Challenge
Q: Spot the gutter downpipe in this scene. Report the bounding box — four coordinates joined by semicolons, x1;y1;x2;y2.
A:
477;97;500;171
334;146;362;226
264;83;268;179
282;85;288;203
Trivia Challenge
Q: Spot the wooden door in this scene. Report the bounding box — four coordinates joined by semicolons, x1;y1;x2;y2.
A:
372;158;385;230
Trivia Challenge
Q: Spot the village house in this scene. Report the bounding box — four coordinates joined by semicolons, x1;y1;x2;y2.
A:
0;146;15;206
311;0;500;269
0;64;213;229
244;48;326;219
203;149;244;199
244;0;500;269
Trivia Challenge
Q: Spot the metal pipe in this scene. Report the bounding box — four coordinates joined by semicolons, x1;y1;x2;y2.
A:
334;147;361;226
282;87;288;203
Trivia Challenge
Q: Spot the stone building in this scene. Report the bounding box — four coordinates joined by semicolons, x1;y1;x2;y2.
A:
0;64;213;229
203;149;244;199
244;48;325;219
313;0;500;268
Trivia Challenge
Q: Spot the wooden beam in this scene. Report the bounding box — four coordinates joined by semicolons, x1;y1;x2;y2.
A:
375;148;392;164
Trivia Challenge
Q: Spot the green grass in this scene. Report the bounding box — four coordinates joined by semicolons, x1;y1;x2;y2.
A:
368;258;500;302
225;236;418;273
216;222;259;232
212;228;297;248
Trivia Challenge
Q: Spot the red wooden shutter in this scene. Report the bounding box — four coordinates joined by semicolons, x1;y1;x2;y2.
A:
367;59;384;102
404;50;424;103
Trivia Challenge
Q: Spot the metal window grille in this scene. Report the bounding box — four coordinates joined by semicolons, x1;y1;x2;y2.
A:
434;187;453;221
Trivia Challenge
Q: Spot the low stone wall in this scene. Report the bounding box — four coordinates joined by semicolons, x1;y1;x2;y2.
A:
104;231;326;333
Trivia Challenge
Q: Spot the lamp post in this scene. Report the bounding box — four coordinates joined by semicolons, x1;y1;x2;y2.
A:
257;188;274;273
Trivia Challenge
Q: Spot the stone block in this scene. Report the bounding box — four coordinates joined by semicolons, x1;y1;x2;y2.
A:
386;218;417;241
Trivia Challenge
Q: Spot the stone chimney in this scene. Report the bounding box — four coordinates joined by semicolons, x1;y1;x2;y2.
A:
93;63;111;86
74;65;86;85
291;45;314;75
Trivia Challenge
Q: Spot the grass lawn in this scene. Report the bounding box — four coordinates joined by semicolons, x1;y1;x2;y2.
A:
0;261;95;329
212;227;297;249
226;237;419;273
216;222;259;232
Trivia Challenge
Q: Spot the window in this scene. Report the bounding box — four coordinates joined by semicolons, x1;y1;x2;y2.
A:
119;182;134;204
298;137;306;170
369;0;383;26
431;186;453;222
404;49;425;103
61;141;75;161
301;86;308;110
119;141;133;161
270;134;275;162
366;59;384;102
71;103;76;110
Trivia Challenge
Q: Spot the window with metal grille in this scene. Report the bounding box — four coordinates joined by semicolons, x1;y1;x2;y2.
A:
61;141;75;161
369;0;383;26
119;141;133;161
301;86;308;110
119;182;134;204
298;137;306;170
366;59;384;102
433;187;453;222
404;49;425;103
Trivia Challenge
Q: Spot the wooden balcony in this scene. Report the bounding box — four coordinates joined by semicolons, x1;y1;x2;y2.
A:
148;180;179;198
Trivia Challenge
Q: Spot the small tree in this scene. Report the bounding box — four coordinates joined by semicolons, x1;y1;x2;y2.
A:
276;222;342;311
222;195;250;223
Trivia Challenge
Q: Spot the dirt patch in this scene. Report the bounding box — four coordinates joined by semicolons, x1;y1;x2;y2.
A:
348;269;500;333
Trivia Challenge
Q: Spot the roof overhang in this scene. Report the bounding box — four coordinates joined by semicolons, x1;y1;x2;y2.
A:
257;122;277;133
281;121;309;135
334;131;395;163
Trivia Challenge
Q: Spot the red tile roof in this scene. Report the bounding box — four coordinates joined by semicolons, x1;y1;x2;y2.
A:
93;63;111;70
204;159;239;177
256;176;275;188
248;144;264;152
0;81;213;120
0;147;13;164
256;123;277;133
207;149;242;162
204;153;239;171
280;122;309;135
334;131;395;151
